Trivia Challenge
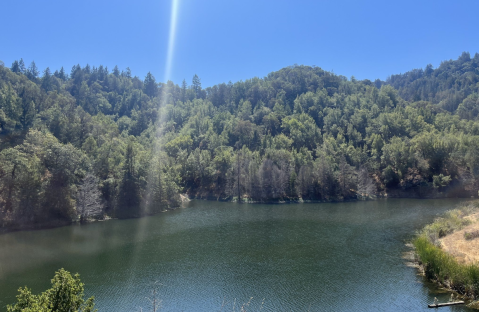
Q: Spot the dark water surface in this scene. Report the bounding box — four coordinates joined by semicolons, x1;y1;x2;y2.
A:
0;199;475;311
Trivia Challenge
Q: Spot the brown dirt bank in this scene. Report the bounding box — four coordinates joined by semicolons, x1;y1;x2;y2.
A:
441;212;479;265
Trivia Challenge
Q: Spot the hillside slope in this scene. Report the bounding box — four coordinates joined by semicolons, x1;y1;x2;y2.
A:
1;53;479;230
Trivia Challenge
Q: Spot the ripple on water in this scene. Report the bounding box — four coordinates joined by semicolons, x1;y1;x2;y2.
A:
0;199;475;311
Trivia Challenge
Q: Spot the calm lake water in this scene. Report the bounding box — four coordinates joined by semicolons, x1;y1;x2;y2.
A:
0;199;475;311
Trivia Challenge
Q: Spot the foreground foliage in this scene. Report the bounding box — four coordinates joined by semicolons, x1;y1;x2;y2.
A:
1;53;479;229
7;269;96;312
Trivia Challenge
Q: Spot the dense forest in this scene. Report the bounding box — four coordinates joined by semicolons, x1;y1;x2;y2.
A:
1;52;479;230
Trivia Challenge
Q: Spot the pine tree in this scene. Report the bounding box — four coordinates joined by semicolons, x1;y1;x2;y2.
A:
181;79;187;102
192;74;201;98
41;67;52;91
71;64;81;80
83;64;91;74
11;60;20;73
18;58;26;74
113;65;120;77
144;72;158;97
124;67;132;78
54;66;67;80
26;61;39;80
117;140;141;218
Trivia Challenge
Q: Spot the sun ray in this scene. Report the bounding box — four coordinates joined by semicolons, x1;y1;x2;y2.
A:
164;0;179;83
127;0;181;288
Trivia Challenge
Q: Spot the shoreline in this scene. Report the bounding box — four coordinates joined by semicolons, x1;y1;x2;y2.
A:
0;194;474;235
0;206;181;235
412;201;479;309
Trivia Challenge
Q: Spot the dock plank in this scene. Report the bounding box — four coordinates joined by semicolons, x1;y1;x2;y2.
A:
428;301;464;308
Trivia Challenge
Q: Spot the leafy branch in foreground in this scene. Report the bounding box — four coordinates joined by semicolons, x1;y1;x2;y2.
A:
7;268;96;312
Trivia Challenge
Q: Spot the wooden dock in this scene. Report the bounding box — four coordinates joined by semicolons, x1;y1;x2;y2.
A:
428;301;464;308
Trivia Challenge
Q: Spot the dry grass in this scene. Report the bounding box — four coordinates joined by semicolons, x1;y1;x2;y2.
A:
441;212;479;265
414;202;479;303
469;300;479;309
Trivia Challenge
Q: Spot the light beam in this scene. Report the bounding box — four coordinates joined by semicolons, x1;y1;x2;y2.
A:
164;0;179;82
127;0;182;289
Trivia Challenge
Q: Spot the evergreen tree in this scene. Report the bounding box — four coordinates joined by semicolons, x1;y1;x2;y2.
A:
11;60;20;73
41;67;53;91
124;67;132;78
113;65;120;77
58;66;67;80
181;79;187;102
192;74;201;98
143;72;158;97
117;140;141;218
71;64;81;79
18;58;26;74
26;61;39;80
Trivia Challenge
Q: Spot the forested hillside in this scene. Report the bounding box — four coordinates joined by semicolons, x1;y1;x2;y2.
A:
386;52;479;115
1;53;479;230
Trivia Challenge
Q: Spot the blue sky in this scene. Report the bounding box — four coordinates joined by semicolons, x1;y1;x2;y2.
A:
2;0;478;87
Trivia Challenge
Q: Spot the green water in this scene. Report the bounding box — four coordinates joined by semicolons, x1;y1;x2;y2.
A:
0;199;475;311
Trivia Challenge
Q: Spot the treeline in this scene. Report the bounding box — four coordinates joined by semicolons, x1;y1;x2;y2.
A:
1;53;479;230
386;52;479;115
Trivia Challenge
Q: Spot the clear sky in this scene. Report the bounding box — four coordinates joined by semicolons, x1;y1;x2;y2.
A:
1;0;478;87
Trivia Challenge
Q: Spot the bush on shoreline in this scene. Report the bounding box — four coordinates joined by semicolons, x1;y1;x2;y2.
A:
414;236;479;298
465;230;479;241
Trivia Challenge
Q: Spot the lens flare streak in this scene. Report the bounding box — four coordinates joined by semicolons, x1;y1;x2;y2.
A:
127;0;181;290
164;0;179;83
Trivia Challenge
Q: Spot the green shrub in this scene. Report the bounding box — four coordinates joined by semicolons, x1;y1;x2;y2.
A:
465;230;479;241
7;268;96;312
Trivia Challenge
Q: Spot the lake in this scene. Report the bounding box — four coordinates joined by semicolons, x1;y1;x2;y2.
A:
0;199;475;311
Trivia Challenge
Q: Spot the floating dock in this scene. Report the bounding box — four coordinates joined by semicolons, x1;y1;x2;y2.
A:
428;301;464;308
